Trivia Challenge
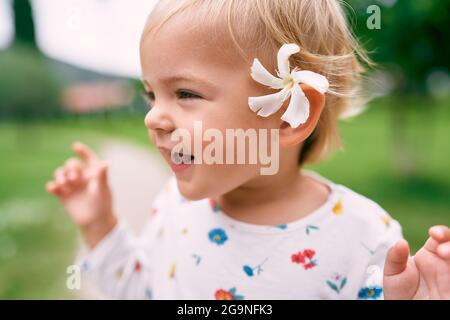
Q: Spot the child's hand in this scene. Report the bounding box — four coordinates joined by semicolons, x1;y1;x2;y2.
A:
383;225;450;299
46;142;117;248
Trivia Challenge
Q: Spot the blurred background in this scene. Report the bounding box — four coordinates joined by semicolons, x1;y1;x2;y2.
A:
0;0;449;299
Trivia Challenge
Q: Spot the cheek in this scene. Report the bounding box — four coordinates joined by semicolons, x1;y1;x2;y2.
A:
146;128;158;147
201;100;261;131
173;92;275;199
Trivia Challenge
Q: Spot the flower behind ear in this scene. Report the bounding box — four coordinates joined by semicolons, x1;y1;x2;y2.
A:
248;43;329;128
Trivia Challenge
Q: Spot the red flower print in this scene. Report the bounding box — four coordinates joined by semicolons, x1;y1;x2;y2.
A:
215;289;234;300
303;249;315;259
291;249;317;270
214;287;244;300
151;207;158;216
291;253;305;264
134;261;141;272
209;198;221;213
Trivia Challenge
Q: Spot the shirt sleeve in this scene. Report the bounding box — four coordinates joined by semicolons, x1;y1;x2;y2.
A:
74;178;172;300
355;218;404;300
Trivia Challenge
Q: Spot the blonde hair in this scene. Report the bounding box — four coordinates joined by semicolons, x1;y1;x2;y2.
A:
143;0;373;165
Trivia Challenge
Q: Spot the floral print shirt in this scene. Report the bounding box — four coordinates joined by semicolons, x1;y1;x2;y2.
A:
75;171;403;300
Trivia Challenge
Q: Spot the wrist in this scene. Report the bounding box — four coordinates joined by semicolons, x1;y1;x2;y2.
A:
80;213;118;249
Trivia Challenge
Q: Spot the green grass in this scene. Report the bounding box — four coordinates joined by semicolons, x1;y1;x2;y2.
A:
308;97;450;251
0;98;449;298
0;113;152;299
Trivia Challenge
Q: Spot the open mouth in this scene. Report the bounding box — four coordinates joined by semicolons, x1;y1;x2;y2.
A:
171;150;195;165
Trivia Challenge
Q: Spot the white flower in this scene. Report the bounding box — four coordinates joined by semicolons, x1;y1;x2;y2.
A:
248;43;329;128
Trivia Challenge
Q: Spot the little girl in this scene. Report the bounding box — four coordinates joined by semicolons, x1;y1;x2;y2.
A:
46;0;450;299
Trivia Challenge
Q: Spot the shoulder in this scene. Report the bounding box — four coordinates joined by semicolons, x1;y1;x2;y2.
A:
334;183;404;248
337;184;391;224
304;170;403;247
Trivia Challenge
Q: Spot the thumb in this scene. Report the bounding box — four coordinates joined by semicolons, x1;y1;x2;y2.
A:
384;239;410;277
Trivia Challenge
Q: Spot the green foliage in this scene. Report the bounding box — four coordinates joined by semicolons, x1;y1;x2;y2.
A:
0;46;62;119
347;0;450;94
0;100;449;298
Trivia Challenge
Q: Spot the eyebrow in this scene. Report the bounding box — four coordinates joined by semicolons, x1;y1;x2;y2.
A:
143;75;218;90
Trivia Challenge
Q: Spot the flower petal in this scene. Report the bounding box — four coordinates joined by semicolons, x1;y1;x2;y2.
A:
277;44;300;79
281;84;310;128
292;70;329;94
250;58;284;89
248;88;291;117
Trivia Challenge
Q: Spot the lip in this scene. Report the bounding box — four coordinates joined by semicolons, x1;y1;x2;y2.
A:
170;162;193;173
157;146;194;173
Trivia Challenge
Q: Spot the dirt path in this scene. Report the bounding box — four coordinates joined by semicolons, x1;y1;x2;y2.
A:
99;140;171;234
76;139;171;299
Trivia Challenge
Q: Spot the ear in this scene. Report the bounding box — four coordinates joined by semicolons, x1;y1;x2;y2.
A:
278;84;326;147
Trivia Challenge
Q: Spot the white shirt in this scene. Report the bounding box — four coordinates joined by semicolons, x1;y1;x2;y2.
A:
75;171;403;300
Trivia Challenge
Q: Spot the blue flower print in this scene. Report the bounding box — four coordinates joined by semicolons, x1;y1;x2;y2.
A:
243;265;254;276
81;261;90;272
208;228;228;245
358;286;383;299
243;257;269;277
145;288;153;299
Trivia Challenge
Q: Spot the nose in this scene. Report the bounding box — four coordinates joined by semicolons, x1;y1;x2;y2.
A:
144;103;175;133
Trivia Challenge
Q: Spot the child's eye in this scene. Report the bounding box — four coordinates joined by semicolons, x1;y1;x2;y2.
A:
177;90;202;100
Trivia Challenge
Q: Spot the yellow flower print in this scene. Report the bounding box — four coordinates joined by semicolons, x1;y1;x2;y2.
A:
381;214;392;227
332;199;343;215
115;268;123;279
169;262;176;279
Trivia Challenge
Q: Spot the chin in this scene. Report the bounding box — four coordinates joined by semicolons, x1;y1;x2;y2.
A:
176;179;211;201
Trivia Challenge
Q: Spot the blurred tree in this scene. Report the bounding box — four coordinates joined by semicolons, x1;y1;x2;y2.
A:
348;0;449;94
0;46;61;119
12;0;37;49
346;0;450;176
1;1;62;120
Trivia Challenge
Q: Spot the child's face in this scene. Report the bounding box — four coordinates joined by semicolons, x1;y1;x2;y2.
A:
140;15;282;200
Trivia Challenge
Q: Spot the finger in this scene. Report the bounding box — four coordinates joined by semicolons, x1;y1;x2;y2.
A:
47;180;71;197
64;159;83;185
67;168;81;183
384;239;410;277
58;173;74;197
91;162;109;190
54;167;66;186
65;158;83;170
424;235;440;254
63;168;79;188
97;162;109;184
429;225;450;244
46;181;62;197
437;241;450;259
72;141;98;165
